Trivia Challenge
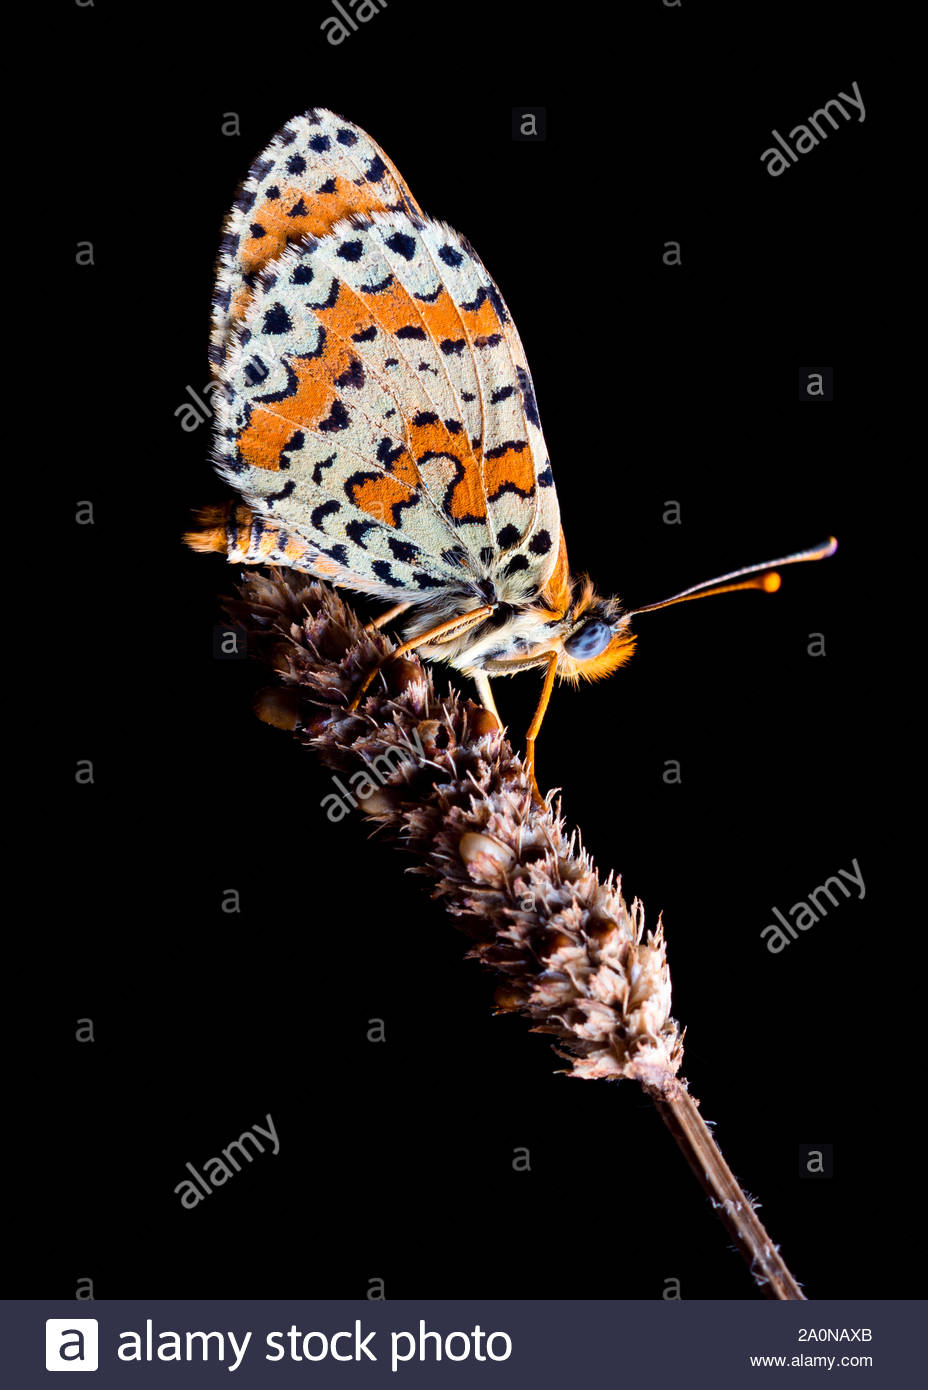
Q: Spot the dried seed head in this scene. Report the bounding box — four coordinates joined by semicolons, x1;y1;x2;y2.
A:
458;828;514;861
385;657;424;694
254;687;302;731
468;706;501;738
357;788;396;816
231;571;683;1087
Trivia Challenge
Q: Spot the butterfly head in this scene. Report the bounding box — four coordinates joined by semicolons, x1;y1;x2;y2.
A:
551;535;840;685
556;580;636;684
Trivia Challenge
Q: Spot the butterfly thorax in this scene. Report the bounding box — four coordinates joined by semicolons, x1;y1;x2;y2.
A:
403;579;636;684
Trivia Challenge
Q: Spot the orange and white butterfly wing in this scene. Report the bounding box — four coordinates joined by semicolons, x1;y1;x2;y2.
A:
209;113;561;606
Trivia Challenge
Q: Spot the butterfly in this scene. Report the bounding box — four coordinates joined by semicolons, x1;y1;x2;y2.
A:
187;108;836;795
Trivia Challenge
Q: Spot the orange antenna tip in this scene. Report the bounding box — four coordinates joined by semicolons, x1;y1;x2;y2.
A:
629;536;838;618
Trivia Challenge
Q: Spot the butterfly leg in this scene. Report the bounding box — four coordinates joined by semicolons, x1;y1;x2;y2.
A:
472;671;501;725
365;601;412;633
523;652;559;802
348;605;496;711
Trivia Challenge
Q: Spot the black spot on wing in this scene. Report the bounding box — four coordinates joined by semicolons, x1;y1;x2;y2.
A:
365;154;387;182
311;499;341;531
311;451;337;485
346;518;377;548
517;367;540;427
486;280;509;324
461;285;490;314
265;478;296;503
306;278;340;310
396;325;427;340
290;326;327;363
360;273;394;294
335;358;365;390
279;430;305;468
496;524;520;548
262;303;291;335
504;554;530;577
529;530;552;555
372;560;403;588
376;437;405;468
413;571;444;589
351;324;377;342
388;537;419;563
318;399;350;433
385;231;417;260
439;244;464;267
250;358;297;403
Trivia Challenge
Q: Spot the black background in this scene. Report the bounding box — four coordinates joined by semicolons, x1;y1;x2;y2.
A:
31;1;899;1302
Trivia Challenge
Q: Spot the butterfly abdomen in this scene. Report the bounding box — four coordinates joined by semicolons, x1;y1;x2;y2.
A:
184;501;338;575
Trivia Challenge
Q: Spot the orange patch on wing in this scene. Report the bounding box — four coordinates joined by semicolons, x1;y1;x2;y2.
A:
443;455;488;523
241;179;390;277
360;280;499;349
461;295;502;339
230;175;414;335
313;284;378;343
406;414;486;523
349;474;418;528
408;415;469;463
236;341;358;471
484;442;535;501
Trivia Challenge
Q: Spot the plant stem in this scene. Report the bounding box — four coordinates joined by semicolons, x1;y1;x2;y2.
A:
647;1077;806;1300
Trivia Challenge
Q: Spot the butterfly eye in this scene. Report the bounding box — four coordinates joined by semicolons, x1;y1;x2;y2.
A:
563;619;613;660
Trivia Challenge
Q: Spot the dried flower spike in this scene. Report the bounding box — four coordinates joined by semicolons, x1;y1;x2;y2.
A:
228;569;805;1300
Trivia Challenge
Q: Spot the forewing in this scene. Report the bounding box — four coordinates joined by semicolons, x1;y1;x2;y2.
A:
211;108;422;377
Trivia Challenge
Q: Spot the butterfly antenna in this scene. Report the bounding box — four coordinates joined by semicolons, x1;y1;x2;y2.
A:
628;536;837;617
